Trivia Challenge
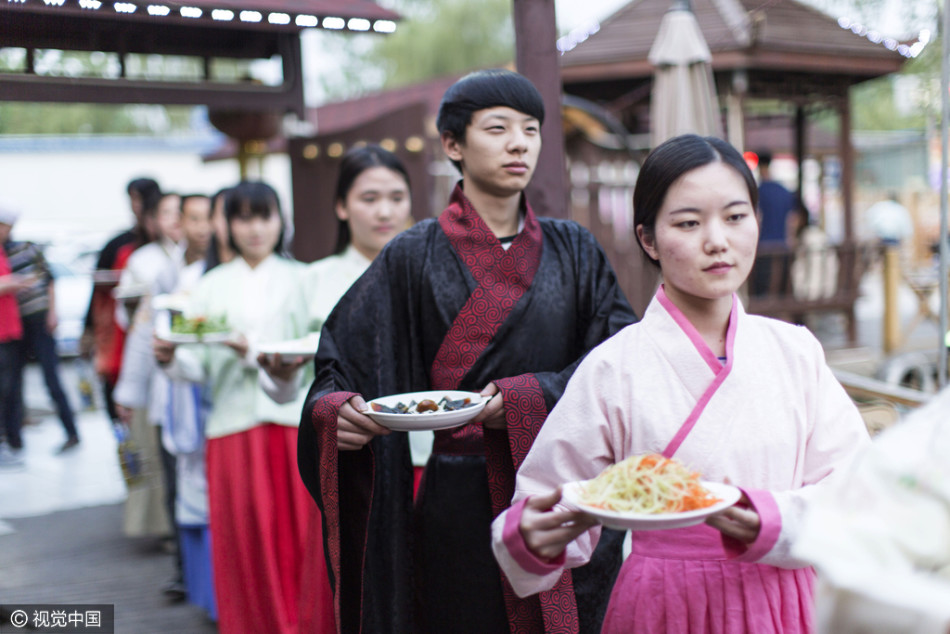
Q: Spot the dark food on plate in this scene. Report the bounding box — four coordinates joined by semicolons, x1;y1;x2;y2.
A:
371;396;477;415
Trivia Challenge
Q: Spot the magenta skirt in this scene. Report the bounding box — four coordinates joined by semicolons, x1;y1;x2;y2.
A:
602;525;815;633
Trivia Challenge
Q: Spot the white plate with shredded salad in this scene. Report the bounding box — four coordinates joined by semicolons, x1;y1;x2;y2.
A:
560;454;741;531
562;480;740;531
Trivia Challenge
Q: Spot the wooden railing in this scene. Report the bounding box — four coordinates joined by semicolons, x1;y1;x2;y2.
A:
746;241;874;345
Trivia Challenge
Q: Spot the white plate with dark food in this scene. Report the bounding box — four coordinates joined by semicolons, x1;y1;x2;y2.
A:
362;390;488;432
257;333;321;361
561;479;741;531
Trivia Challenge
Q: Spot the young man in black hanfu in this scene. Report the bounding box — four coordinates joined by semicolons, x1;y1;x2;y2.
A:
297;69;637;634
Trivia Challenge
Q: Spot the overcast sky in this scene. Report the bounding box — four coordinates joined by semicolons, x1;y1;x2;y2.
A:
555;0;629;31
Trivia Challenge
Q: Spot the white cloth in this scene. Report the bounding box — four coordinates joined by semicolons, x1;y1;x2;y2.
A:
112;243;185;418
165;255;310;438
492;290;871;597
794;387;950;634
114;238;182;329
303;246;372;332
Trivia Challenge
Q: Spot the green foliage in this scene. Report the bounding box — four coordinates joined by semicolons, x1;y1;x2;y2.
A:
851;76;927;131
310;0;514;102
369;0;514;89
0;102;195;135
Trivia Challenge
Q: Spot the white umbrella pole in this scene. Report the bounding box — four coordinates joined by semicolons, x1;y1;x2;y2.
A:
940;0;949;388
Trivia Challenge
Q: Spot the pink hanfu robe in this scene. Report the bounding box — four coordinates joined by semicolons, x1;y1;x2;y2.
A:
492;286;871;633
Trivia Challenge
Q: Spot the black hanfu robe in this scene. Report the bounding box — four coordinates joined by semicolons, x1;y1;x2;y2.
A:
298;184;637;634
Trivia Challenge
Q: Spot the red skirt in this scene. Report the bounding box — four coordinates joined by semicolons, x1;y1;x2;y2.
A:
207;424;334;634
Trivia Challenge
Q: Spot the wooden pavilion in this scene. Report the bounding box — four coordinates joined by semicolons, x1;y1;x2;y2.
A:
0;0;400;117
556;0;916;335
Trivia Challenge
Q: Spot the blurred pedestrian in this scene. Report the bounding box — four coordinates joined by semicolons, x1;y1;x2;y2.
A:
795;386;950;633
155;193;216;612
756;150;795;246
751;150;796;296
204;188;235;270
0;207;80;454
0;214;28;468
157;181;323;633
113;192;183;543
81;177;161;424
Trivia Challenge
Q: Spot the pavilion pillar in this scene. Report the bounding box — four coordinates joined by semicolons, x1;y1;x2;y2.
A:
837;93;855;242
513;0;568;219
794;105;806;209
726;70;747;151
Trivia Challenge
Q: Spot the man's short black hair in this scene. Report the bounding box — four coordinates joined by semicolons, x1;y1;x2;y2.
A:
437;69;545;168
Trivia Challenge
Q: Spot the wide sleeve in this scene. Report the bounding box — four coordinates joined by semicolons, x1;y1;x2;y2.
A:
491;341;626;598
733;330;871;568
112;302;156;410
297;231;434;509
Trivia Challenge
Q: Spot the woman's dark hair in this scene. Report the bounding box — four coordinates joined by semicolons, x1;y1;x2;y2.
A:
224;181;286;258
436;69;545;173
127;177;161;202
332;144;411;255
633;134;758;268
204;187;232;272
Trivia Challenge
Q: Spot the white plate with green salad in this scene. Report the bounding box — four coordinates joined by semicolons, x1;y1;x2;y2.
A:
155;314;232;344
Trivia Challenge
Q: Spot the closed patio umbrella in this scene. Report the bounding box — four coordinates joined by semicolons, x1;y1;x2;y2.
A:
648;0;723;148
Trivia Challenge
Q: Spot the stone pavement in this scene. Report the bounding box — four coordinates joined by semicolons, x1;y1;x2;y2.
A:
0;363;217;634
0;504;217;634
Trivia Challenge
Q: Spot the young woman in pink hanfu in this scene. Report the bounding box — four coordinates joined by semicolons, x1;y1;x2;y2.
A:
491;134;871;633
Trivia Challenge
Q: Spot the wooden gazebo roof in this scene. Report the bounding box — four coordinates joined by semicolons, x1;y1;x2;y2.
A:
0;0;399;116
558;0;910;105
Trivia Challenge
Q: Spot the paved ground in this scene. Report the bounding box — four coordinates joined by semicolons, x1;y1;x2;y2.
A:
0;504;217;634
0;365;218;634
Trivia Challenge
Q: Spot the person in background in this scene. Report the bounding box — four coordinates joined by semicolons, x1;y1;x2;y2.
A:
751;150;797;296
114;191;183;329
112;191;183;544
260;145;423;480
156;181;331;634
756;150;795;246
0;215;28;468
297;69;636;633
155;192;218;617
0;207;80;455
81;177;161;424
113;192;212;604
205;188;235;271
491;134;870;633
305;144;413;331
